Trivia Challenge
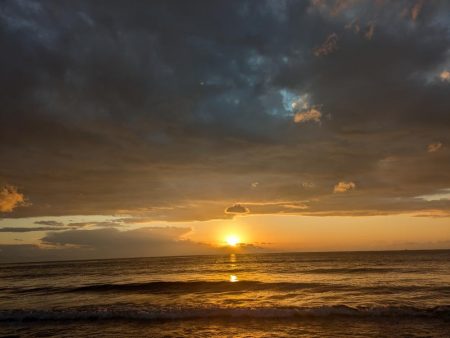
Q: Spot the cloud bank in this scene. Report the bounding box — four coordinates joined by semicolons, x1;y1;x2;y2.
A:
0;226;266;262
0;0;449;221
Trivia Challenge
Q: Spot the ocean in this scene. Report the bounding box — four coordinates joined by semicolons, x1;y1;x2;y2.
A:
1;250;449;337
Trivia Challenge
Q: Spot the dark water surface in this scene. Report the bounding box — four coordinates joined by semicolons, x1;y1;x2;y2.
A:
1;250;449;337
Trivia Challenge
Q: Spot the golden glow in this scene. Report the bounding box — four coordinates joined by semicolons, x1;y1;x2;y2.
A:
229;274;238;282
225;234;240;246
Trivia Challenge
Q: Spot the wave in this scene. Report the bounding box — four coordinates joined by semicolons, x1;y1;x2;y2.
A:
299;267;410;274
0;268;397;281
1;305;449;322
6;281;450;295
71;281;324;293
3;281;322;294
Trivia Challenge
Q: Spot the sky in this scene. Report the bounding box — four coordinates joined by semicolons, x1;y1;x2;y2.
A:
1;0;450;262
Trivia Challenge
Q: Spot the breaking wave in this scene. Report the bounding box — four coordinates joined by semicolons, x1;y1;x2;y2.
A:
1;305;449;322
6;281;450;295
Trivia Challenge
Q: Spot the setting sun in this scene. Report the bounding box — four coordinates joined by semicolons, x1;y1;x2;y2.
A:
225;234;240;247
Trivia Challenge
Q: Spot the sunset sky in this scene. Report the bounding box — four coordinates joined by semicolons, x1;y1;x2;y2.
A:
1;0;450;262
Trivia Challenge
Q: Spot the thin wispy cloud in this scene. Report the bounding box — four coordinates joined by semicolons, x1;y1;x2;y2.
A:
427;142;443;153
0;227;67;233
411;0;425;21
313;33;339;56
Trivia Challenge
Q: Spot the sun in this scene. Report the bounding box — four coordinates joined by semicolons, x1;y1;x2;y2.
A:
225;234;240;247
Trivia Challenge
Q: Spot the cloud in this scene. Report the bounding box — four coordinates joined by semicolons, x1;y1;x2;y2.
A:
33;220;120;229
293;108;322;124
427;142;442;153
333;181;356;193
440;70;450;82
0;185;26;213
0;0;450;221
313;33;339;56
418;188;450;201
0;225;268;262
301;181;315;189
345;19;360;34
232;201;308;215
225;204;249;214
42;226;192;247
310;0;358;17
34;220;64;226
65;221;122;228
0;226;66;232
411;0;425;21
365;21;375;40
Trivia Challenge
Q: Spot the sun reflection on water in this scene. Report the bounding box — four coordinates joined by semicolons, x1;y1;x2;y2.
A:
228;254;238;282
229;274;238;282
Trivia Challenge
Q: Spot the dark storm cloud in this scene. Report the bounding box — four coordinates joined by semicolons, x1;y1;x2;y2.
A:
0;0;449;220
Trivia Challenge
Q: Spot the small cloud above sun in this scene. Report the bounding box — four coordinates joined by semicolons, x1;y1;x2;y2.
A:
225;234;240;247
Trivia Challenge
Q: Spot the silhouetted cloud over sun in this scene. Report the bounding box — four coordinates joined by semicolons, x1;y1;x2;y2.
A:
225;204;250;215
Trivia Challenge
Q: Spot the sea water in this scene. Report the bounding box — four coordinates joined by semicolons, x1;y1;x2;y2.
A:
1;250;449;337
